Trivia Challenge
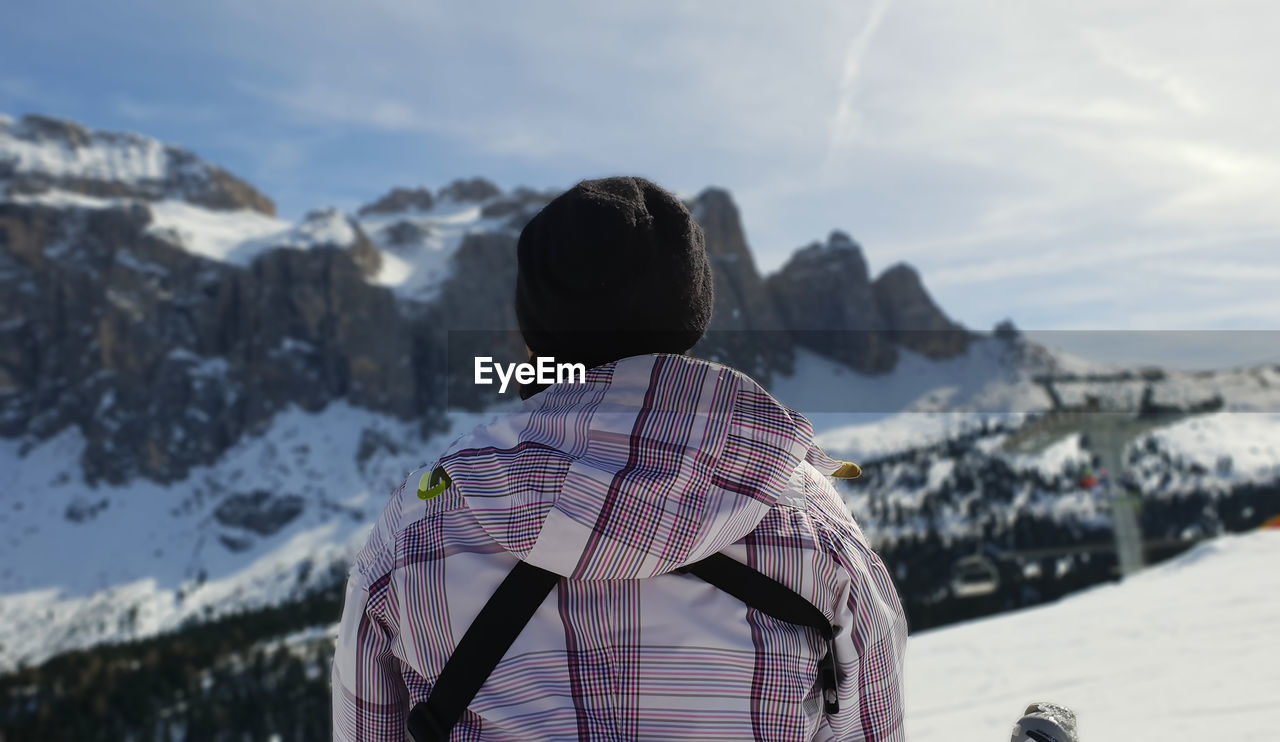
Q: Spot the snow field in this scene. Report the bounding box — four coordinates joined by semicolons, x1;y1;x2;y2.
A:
906;530;1280;742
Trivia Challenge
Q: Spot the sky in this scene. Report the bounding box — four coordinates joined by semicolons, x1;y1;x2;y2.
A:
3;1;1279;367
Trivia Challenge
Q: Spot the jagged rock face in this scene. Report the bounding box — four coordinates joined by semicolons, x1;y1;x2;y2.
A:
438;177;501;203
430;231;526;410
432;232;520;331
0;115;275;216
347;228;382;279
873;263;972;359
358;187;435;216
289;208;382;279
0;201;443;484
482;187;555;224
213;491;305;536
764;230;974;370
687;188;793;383
381;220;432;247
766;231;899;374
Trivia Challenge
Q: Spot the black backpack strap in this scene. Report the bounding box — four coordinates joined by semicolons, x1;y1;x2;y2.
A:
406;559;559;742
679;553;841;714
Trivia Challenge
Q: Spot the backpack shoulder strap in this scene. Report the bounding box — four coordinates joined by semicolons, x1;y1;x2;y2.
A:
406;559;558;742
678;552;841;714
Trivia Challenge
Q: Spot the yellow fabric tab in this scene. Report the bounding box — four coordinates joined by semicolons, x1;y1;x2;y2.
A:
831;461;862;479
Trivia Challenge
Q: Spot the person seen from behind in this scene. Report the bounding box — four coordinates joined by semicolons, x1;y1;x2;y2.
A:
332;176;908;740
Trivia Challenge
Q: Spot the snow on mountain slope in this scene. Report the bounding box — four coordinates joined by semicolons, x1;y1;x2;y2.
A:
9;190;364;266
0;116;169;183
1;113;275;215
6;182;513;301
6;188;135;211
143;199;292;261
770;340;1056;417
0;401;516;671
0;402;401;595
0;114;518;288
358;197;518;300
1051;363;1280;412
782;341;1280;468
810;412;989;462
770;341;1061;463
1143;412;1280;484
906;530;1280;742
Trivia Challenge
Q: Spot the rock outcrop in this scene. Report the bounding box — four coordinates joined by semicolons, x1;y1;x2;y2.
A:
438;177;501;203
873;263;972;359
766;231;899;374
0;200;438;484
358;187;435;216
687;188;793;383
766;233;972;369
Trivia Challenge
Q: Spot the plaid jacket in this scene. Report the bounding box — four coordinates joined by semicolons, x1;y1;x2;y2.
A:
332;353;907;740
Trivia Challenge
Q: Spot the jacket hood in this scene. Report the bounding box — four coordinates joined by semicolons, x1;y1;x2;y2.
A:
437;353;857;580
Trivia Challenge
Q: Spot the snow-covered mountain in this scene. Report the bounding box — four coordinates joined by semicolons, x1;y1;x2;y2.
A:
2;112;1278;676
0;402;507;672
0;113;273;215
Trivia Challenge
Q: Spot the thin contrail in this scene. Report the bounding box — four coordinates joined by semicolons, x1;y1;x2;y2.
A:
824;0;895;170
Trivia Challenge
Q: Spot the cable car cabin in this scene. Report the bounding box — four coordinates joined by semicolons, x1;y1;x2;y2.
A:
950;555;1000;598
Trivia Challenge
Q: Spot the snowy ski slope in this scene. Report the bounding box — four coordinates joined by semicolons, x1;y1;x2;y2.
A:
906;530;1280;742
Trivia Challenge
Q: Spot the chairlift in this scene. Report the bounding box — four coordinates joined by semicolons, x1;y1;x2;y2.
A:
950;555;1000;598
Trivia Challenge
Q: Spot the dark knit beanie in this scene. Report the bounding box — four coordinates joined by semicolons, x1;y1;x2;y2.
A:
515;176;715;375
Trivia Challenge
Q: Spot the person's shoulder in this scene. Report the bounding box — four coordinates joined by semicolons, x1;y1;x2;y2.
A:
790;460;884;563
793;462;907;641
793;461;860;524
352;462;467;580
751;459;874;562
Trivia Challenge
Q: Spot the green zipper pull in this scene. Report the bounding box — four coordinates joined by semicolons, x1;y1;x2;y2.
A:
418;466;452;501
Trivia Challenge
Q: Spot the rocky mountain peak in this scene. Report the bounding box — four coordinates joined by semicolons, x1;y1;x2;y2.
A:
686;187;792;381
688;188;746;258
11;114;97;148
825;229;859;250
782;231;873;285
291;208;381;278
358;187;435;216
766;229;894;373
872;263;972;359
437;177;501;204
